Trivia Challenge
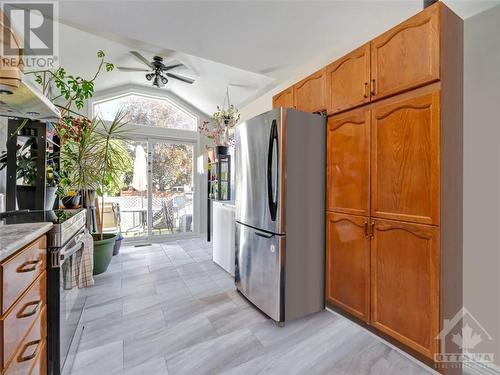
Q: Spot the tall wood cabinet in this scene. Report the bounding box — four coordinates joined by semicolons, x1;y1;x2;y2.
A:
272;68;327;113
325;2;463;366
326;4;441;115
272;87;294;109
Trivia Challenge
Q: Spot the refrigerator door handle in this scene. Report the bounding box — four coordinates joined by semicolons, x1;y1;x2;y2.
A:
255;231;274;239
267;119;279;221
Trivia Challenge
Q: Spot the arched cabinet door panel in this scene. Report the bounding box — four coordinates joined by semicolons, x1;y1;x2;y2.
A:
326;212;370;322
371;3;440;100
370;219;439;359
371;90;440;225
294;68;326;113
272;87;294;109
326;43;371;115
326;107;370;216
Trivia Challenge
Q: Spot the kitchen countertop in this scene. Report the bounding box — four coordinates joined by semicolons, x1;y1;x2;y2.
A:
0;222;53;262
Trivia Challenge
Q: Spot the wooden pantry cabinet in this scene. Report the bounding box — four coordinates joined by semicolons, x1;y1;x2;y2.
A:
326;43;371;115
272;68;327;113
325;2;463;367
370;218;440;358
272;87;294;109
326;107;370;216
0;10;23;90
325;212;370;322
370;90;440;226
326;4;442;115
293;68;326;113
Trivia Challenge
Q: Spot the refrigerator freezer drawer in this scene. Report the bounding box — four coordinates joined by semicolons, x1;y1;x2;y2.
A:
235;222;283;321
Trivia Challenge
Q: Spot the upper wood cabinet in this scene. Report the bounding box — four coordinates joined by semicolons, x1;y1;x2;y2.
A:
370;219;439;358
371;4;440;100
327;107;370;216
326;212;370;322
272;87;294;109
0;10;23;89
371;90;440;225
293;68;326;113
326;43;370;115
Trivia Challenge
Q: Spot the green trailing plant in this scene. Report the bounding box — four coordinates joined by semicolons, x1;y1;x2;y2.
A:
27;50;114;119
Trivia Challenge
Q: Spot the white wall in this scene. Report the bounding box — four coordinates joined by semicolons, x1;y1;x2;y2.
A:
464;4;500;368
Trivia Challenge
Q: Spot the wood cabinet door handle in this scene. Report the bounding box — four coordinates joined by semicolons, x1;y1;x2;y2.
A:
370;79;376;96
363;82;369;98
370;221;375;239
18;339;41;362
17;300;42;318
16;259;41;273
364;221;369;238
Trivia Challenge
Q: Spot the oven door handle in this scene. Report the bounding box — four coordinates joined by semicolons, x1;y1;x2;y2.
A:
51;230;86;268
60;240;85;263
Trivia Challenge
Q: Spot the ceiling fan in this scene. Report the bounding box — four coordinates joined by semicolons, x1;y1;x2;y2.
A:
117;51;195;88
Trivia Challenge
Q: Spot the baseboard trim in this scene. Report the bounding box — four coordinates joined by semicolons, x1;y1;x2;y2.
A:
325;307;440;375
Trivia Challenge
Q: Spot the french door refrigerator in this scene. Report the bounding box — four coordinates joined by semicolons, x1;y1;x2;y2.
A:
235;108;326;323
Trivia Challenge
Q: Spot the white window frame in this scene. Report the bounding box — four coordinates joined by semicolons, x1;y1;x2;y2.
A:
89;85;207;241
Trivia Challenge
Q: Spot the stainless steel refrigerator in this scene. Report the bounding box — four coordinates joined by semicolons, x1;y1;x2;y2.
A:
235;108;326;323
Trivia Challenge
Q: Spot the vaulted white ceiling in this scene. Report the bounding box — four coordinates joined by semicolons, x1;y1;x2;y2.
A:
56;0;499;115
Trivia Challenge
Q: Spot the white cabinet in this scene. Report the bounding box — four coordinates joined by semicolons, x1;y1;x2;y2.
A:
212;202;236;276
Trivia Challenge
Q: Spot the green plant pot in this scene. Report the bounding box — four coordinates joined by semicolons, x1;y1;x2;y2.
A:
92;233;116;275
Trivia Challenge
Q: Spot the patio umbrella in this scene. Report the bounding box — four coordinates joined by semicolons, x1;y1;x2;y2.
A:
131;145;147;207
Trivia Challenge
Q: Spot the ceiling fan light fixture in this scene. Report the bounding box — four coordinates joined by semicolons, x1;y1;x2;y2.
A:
145;73;153;81
161;76;168;85
153;75;160;87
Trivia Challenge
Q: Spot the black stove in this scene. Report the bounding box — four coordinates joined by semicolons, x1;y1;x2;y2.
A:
2;208;87;375
2;209;86;247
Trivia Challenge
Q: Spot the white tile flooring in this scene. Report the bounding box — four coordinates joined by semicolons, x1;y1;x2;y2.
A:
69;237;434;375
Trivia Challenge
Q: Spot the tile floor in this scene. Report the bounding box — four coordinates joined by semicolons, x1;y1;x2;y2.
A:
69;237;434;375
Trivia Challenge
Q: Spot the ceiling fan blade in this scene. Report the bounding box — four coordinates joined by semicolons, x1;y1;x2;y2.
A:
166;73;195;84
117;66;151;72
129;51;153;69
161;63;184;71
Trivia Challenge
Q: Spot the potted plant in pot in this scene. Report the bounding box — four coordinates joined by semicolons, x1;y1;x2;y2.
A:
60;111;131;274
198;90;240;154
0;137;59;209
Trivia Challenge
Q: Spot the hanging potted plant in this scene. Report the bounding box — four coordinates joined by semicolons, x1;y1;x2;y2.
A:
199;88;240;155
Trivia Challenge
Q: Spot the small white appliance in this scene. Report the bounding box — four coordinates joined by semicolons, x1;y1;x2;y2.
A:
212;201;235;275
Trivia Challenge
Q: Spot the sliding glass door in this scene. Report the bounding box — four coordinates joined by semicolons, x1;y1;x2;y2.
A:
150;141;194;238
102;138;196;241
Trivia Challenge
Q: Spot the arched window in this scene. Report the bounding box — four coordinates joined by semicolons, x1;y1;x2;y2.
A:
93;93;197;131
